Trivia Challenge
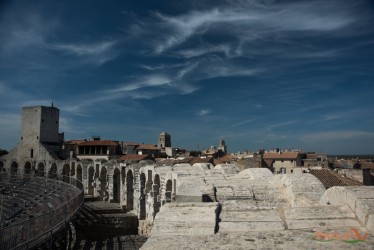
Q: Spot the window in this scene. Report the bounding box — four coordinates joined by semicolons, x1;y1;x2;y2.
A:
30;149;34;158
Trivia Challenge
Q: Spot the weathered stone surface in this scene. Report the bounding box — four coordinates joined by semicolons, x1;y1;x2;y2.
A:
285;205;360;230
276;174;326;207
319;186;374;231
367;214;374;232
355;199;374;226
150;203;218;237
285;205;355;220
141;229;374;250
220;221;285;232
221;209;283;222
286;218;361;230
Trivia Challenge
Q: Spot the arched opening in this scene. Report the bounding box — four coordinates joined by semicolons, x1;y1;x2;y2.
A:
62;164;70;183
126;170;134;211
100;167;108;201
77;165;83;183
173;179;177;202
30;148;34;158
71;162;76;176
49;164;57;179
0;161;5;178
24;162;32;176
88;166;95;196
113;168;121;203
139;173;146;220
36;162;45;177
165;180;172;203
10;162;18;178
153;174;161;219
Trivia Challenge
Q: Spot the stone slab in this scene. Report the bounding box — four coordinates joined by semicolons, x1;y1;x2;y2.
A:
221;209;282;222
219;221;285;232
285;205;355;220
286;218;361;230
355;199;374;226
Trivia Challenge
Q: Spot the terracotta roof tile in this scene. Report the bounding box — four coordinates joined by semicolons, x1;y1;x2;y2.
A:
361;162;374;169
190;157;213;165
78;140;118;146
119;154;151;161
123;142;141;146
306;154;317;159
263;152;299;159
309;169;362;189
65;140;85;145
137;144;160;150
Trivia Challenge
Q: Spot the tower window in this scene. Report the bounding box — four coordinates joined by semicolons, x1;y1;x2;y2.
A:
30;149;34;158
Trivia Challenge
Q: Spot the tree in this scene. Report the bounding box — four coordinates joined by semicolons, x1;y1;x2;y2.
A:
0;148;8;156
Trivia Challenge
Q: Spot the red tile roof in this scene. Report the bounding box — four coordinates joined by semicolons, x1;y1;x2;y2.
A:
263;152;299;159
306;154;317;159
119;154;151;161
137;144;160;150
65;140;85;145
309;169;362;189
78;140;118;146
190;157;213;165
361;161;374;169
123;142;141;146
214;155;233;165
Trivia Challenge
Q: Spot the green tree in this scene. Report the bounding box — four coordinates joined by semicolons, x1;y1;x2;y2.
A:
0;148;8;156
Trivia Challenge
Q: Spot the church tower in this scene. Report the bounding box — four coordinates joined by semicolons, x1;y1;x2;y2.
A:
158;132;171;149
218;138;227;154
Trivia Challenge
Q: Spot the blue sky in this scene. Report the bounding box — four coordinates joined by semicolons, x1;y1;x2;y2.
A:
1;0;374;154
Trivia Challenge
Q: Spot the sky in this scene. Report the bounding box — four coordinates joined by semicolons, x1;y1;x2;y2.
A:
0;0;374;154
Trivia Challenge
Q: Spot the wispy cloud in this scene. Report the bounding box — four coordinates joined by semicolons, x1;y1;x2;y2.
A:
267;121;298;131
233;118;257;127
53;41;119;65
197;109;211;116
143;1;361;55
111;75;172;92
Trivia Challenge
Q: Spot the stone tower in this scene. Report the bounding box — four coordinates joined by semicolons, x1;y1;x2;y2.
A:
218;138;227;153
21;105;61;144
158;132;171;149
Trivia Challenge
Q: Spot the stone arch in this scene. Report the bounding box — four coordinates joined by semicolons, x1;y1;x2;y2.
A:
165;179;172;203
100;167;108;201
36;162;45;177
0;161;5;178
0;161;4;172
24;162;32;176
173;179;177;202
62;164;70;183
77;165;83;183
71;162;76;176
139;173;146;219
88;166;95;196
146;170;153;193
10;161;18;177
126;170;134;211
153;174;161;218
113;168;121;203
49;163;57;179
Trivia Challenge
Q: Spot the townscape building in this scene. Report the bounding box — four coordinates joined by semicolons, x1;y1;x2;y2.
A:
1;105;374;249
